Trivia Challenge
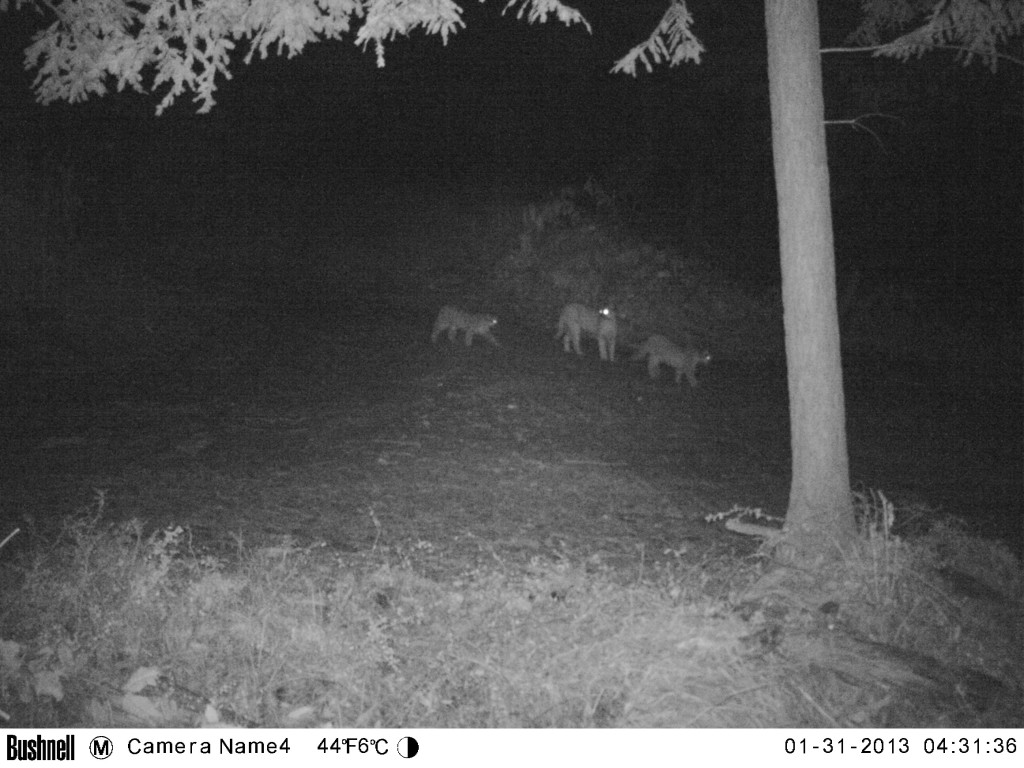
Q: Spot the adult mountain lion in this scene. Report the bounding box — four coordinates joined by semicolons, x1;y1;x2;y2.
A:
555;303;617;362
431;306;499;347
632;334;710;387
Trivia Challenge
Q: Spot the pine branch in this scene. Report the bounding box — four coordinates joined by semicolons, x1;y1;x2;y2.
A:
841;0;1024;73
610;0;704;77
822;42;1024;68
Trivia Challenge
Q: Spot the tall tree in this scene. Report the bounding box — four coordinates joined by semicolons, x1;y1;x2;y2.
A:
615;0;855;562
765;0;855;560
613;0;1021;562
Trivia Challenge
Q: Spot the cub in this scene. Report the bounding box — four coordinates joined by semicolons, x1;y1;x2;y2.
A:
555;303;618;362
632;334;710;387
431;306;499;347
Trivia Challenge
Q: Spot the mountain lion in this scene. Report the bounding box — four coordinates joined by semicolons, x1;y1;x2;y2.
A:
632;334;710;387
555;303;617;362
431;306;499;347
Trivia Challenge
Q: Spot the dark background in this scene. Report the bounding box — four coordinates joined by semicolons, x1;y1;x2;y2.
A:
2;0;1020;285
0;1;1020;547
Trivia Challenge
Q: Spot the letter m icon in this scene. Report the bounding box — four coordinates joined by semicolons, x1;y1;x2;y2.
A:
90;737;113;758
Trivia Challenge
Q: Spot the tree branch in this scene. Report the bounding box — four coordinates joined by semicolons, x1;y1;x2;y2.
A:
824;113;901;152
821;43;1024;68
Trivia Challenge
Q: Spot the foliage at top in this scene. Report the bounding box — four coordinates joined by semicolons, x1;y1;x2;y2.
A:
846;0;1024;71
2;0;590;114
4;0;1018;115
610;0;704;76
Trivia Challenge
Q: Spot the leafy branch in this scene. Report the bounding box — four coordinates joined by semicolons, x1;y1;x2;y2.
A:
502;0;590;32
837;0;1024;72
6;0;590;114
610;0;704;76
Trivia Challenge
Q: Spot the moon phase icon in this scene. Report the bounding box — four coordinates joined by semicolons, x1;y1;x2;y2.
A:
397;737;419;758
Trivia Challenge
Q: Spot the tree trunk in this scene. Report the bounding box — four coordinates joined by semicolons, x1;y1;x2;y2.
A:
765;0;855;561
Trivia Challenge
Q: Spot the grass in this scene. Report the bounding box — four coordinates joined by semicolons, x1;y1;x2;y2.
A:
1;491;1020;728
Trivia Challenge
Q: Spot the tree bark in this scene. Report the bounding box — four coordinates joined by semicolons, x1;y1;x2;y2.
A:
765;0;855;561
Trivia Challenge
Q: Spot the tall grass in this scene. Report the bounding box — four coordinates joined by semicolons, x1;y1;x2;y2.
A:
2;491;1019;727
